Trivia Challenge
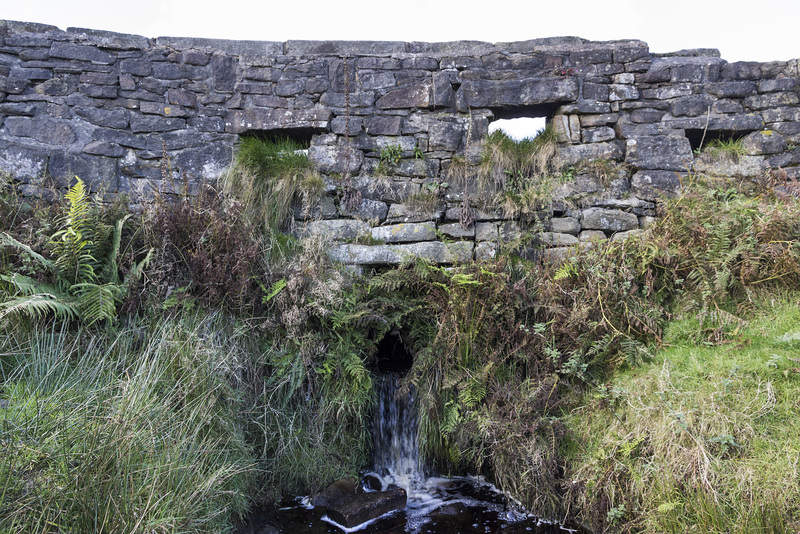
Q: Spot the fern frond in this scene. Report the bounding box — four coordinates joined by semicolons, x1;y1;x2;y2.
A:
73;282;123;326
0;292;79;322
0;233;57;274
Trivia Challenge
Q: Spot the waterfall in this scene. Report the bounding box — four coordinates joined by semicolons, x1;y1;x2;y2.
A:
371;373;423;491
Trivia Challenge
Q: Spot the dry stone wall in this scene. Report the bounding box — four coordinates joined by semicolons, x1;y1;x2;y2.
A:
2;20;799;266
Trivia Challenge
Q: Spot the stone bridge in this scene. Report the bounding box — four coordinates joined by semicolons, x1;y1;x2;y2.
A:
1;20;798;265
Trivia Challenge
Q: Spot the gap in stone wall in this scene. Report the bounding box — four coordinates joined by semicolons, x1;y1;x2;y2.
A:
240;128;322;148
684;128;754;152
488;104;556;141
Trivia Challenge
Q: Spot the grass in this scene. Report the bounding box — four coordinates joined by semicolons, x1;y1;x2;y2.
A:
0;314;258;533
561;291;800;533
698;138;747;160
222;136;323;233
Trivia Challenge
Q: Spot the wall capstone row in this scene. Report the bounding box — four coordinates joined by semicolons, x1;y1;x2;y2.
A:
2;20;799;266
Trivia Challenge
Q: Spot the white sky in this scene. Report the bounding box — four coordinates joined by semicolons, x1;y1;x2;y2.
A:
2;0;798;63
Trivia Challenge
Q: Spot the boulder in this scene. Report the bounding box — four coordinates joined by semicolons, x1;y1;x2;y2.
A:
326;488;407;528
312;478;361;509
580;208;639;232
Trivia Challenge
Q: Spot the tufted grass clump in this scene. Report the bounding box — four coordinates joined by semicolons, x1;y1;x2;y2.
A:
0;313;258;533
223;136;324;233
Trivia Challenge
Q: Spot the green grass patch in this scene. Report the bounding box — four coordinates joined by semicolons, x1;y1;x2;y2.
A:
562;291;800;533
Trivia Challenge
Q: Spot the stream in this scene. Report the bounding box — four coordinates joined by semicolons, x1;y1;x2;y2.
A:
241;374;585;534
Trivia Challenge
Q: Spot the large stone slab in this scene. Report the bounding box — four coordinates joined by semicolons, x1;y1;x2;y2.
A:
296;219;370;241
326;488;407;528
580;208;639;232
461;77;578;108
625;136;693;171
631;170;684;200
329;241;473;265
372;222;436;243
224;108;332;134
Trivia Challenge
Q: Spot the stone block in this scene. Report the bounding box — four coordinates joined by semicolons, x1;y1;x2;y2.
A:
757;78;799;93
4;117;76;145
130;115;186;133
376;83;430;109
631;170;684;200
50;43;115;64
546;217;580;235
582;126;616;143
386;203;444;224
742;130;786;155
609;84;639;101
438;222;475;239
475;241;497;261
744;92;799;110
536;232;578;246
580;208;639;232
461;77;578;108
82;140;124;157
625;136;693;171
225;108;332;134
296;219;370;241
366;116;403;136
558;141;624;166
579;230;607;241
339;198;389;222
372;222;436;243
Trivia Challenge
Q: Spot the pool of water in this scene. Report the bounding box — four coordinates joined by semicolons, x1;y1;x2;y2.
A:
254;475;582;534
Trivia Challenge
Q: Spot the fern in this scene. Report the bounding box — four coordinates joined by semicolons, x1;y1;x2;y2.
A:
0;177;152;326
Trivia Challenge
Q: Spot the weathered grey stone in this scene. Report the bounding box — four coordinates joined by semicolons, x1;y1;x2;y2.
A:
339;198;389;222
438;222;475;239
579;230;607;241
665;114;765;132
694;153;768;178
34;76;77;96
4;117;76;145
174;144;232;180
294;195;338;220
582;126;616;143
82;140;124;157
130;115;186;133
475;241;497;261
366;115;403;136
546;217;580;235
742;130;786;155
296;219;370;241
581;207;639;231
536;232;579;246
744;92;799;110
385;203;444;224
225;108;332;134
461;77;578;108
559;142;624;166
376;83;429;109
609;84;639;101
50;43;115;64
308;144;364;175
758;78;799;93
372;222;436;243
329;241;472;265
610;229;644;241
625;136;693;171
630;170;684;199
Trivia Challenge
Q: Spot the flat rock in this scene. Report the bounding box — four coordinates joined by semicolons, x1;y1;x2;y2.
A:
372;222;436;243
580;207;639;232
312;478;360;508
326;488;407;528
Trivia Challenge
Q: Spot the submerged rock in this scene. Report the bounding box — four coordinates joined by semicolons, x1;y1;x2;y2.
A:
326;487;407;528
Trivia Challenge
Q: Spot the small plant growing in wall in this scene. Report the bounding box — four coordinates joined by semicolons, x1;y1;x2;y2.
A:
223;136;323;232
376;143;404;175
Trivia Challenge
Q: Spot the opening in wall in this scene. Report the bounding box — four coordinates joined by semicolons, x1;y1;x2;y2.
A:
240;127;323;148
685;129;754;152
374;332;413;373
488;105;555;141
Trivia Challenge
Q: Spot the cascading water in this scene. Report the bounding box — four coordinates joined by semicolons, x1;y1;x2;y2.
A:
242;367;585;534
370;373;423;491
